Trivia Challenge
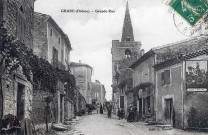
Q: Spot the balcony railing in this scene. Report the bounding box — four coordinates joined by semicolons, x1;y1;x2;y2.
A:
51;59;66;70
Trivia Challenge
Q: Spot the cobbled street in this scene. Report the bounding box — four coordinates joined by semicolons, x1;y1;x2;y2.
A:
56;111;207;135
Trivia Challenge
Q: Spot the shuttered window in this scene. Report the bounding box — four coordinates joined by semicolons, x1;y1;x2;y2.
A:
161;70;170;85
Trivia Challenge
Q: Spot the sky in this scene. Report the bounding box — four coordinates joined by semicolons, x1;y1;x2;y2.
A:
34;0;190;101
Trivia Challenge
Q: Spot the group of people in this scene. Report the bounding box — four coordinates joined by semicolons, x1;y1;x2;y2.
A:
96;103;139;122
127;105;138;122
117;108;125;120
96;103;113;118
117;105;138;122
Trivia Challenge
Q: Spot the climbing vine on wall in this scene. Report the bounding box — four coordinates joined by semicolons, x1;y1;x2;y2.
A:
0;20;58;96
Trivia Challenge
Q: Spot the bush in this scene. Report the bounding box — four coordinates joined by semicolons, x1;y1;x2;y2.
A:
187;107;208;128
2;114;21;129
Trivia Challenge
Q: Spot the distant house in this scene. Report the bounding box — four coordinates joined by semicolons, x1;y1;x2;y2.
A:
90;80;106;106
70;61;93;106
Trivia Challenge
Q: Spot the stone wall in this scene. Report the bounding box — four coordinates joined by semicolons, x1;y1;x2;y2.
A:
33;13;48;60
1;0;34;49
2;66;33;121
71;65;92;104
156;64;183;128
32;90;53;124
64;101;74;120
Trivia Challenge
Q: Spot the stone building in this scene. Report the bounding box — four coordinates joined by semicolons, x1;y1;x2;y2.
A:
0;0;34;49
74;88;86;115
90;80;106;106
0;0;35;134
33;12;74;125
129;35;208;128
153;36;208;129
130;50;156;122
111;2;142;114
70;61;93;105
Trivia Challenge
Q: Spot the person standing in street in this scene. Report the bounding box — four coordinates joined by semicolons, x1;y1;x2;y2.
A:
127;105;134;122
134;105;138;122
121;108;125;119
100;104;103;114
117;108;121;120
108;104;112;118
97;103;100;114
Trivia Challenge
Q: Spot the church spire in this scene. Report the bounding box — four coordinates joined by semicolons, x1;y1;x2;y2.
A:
121;1;134;42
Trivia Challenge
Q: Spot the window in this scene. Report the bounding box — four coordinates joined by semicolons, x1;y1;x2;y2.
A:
61;48;64;63
126;37;130;41
125;49;131;58
148;65;152;81
17;10;25;43
52;47;58;67
161;70;170;85
50;28;53;37
58;37;61;44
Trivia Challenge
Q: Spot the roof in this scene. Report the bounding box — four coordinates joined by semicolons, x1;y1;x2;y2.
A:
118;56;137;69
130;49;155;69
154;48;208;71
34;12;72;50
70;62;92;69
130;36;208;69
121;1;134;42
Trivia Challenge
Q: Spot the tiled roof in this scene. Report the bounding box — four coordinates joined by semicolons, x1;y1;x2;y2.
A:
154;48;208;71
130;36;208;69
70;62;92;69
153;36;208;63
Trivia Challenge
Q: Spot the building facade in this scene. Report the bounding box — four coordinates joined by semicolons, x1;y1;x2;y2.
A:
153;36;208;129
111;2;142;114
0;0;34;49
90;80;106;106
70;61;93;105
129;35;208;128
155;49;208;129
0;0;35;134
33;12;74;125
130;51;155;122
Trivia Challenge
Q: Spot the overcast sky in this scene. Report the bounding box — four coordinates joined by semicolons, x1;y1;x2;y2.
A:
35;0;189;101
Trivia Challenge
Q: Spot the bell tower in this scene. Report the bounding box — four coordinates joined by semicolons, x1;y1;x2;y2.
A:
121;2;134;42
111;1;142;111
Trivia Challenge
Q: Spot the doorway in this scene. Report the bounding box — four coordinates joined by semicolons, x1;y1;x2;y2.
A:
139;98;142;115
60;95;63;122
164;98;173;124
120;96;124;109
143;98;145;115
17;83;25;121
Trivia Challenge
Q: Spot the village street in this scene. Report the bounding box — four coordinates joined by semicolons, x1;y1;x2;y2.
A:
55;111;208;135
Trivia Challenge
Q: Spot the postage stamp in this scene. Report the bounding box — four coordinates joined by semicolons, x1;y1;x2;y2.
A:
169;0;208;26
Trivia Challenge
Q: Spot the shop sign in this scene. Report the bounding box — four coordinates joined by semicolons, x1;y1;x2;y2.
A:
186;60;208;91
